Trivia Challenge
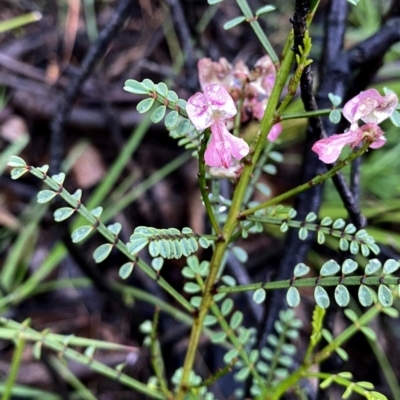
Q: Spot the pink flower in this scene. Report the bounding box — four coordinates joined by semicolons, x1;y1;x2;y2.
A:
312;89;398;163
186;84;250;168
312;123;384;164
198;58;234;91
343;89;398;129
267;123;283;142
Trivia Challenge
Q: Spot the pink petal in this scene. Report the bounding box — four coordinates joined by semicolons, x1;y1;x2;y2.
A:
342;89;398;126
362;92;398;124
198;58;233;90
342;89;381;124
311;130;362;164
369;136;386;149
267;123;283;142
251;100;265;121
204;124;231;168
204;84;237;120
186;92;213;130
359;123;386;148
204;121;249;168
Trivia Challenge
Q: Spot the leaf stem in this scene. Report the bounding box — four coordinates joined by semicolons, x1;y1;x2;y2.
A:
218;275;400;294
240;143;370;217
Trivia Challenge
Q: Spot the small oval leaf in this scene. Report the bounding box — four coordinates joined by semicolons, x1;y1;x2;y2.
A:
183;282;201;294
136;98;155;113
93;243;113;263
127;236;149;254
51;172;66;185
149;241;160;257
328;93;342;106
358;285;372;307
333;218;346;229
339;238;349;251
298;227;308;240
91;206;103;219
165;111;179;129
8;155;27;167
151;257;164;271
286;287;300;307
199;236;210;249
221;298;234;316
230;311;244;330
317;231;325;244
256;4;276;16
383;259;399;275
124;79;149;94
334;285;350;307
365;259;381;275
321;216;333;226
180;238;191;257
232;246;248;263
107;222;122;236
349;241;359;254
320;260;340;276
54;207;75;222
223;16;246;30
378;284;393;307
314;286;330;309
294;263;310;277
253;288;266;304
151;105;167;123
342;259;358;275
71;226;93;243
187;237;198;253
119;262;134;279
37;190;58;203
11;167;28;179
158;239;170;258
329;109;341;123
167;90;179;102
155;82;168;97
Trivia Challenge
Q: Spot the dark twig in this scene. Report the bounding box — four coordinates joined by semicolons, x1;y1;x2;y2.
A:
256;0;352;351
50;0;135;174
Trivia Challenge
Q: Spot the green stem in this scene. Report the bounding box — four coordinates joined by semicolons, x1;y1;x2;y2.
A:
2;333;26;400
150;309;173;399
278;108;333;121
175;31;296;400
241;142;370;217
218;275;400;294
236;0;279;66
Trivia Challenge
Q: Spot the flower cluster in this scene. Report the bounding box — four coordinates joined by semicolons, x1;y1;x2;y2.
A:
312;89;398;163
198;56;276;122
186;57;283;170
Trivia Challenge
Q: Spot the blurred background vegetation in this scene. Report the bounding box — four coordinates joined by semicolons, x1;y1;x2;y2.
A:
0;0;399;399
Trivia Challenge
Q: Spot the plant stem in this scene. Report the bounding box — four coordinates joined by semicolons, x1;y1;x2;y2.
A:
175;31;296;400
2;333;26;400
279;108;333;121
240;142;370;217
